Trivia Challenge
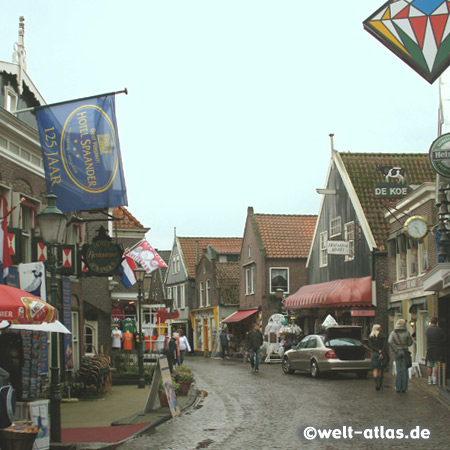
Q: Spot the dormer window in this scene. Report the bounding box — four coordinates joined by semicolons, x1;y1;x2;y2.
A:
248;245;251;258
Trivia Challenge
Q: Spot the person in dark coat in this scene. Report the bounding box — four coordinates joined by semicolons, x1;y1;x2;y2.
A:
426;317;446;385
247;323;263;372
220;329;229;360
368;324;389;391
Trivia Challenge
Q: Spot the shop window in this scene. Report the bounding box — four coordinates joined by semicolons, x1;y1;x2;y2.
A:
18;196;39;263
344;222;355;262
245;265;255;295
320;231;328;267
330;216;342;237
270;267;289;294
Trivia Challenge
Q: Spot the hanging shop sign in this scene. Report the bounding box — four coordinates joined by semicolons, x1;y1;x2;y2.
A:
374;165;409;197
429;133;450;177
364;0;450;84
82;227;122;276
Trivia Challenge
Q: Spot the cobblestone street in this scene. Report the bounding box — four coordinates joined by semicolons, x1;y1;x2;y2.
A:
120;356;450;450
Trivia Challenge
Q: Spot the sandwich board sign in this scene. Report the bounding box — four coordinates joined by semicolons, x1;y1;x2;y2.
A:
144;355;180;417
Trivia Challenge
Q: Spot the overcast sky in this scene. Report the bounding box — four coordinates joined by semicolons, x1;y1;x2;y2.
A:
1;1;440;250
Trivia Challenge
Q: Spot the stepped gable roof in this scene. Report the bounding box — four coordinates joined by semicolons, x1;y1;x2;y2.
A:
178;237;243;278
338;152;436;250
253;213;317;258
112;206;144;229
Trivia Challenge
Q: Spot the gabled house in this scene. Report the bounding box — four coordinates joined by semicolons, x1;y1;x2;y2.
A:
191;243;242;355
285;145;436;339
165;236;242;346
236;207;317;334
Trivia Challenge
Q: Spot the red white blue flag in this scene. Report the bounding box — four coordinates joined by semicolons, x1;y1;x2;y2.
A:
119;254;137;289
35;93;128;212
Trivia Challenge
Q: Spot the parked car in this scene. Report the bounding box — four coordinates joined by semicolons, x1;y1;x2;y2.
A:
281;326;371;378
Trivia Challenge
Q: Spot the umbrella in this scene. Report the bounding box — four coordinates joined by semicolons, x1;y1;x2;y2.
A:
0;320;71;334
0;285;56;327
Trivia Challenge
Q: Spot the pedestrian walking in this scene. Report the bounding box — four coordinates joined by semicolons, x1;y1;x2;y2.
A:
247;323;263;372
368;324;389;391
388;319;413;393
425;317;446;385
220;328;230;360
177;329;191;365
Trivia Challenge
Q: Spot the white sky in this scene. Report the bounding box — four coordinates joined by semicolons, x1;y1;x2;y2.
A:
0;1;440;250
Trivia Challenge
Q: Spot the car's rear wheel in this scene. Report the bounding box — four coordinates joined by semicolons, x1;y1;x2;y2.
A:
356;370;368;379
310;360;320;378
282;356;294;374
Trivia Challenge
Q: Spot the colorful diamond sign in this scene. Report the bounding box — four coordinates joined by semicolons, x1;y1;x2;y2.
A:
364;0;450;83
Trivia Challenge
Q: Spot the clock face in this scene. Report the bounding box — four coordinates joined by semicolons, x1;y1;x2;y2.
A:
405;216;428;239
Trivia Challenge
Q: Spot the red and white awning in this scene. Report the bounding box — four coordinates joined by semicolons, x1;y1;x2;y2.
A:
284;276;373;310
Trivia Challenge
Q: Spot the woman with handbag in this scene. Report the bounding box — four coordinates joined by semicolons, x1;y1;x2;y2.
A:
368;324;389;391
388;319;413;393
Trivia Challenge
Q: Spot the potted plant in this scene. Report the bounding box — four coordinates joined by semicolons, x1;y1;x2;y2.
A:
173;366;195;395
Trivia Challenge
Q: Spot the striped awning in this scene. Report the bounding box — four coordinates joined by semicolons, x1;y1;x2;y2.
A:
284;276;373;310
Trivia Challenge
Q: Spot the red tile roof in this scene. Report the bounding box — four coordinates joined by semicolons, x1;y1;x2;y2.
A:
112;206;145;229
338;152;436;250
253;214;317;258
178;237;243;278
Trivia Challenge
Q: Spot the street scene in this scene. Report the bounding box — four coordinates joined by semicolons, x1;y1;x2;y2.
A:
2;2;450;449
121;357;450;450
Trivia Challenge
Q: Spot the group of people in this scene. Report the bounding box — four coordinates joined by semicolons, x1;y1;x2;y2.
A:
368;317;445;393
165;329;191;372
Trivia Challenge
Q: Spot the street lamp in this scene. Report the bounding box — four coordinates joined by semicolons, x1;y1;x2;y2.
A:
36;193;67;443
134;266;146;389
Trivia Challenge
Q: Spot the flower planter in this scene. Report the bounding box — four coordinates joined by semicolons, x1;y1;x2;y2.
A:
158;390;169;407
177;381;191;396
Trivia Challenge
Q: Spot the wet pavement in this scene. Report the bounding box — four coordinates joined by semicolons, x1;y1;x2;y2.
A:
119;356;450;450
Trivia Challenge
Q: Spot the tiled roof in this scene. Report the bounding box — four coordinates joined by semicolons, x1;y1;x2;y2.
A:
112;206;144;229
178;237;243;278
338;152;436;250
254;214;317;258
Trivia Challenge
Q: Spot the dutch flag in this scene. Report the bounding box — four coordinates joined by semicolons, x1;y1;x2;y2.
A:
119;253;136;289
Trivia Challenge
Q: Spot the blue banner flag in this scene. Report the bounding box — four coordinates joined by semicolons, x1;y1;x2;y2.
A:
35;93;128;212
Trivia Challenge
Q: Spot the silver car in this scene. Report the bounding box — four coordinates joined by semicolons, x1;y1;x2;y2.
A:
281;326;371;378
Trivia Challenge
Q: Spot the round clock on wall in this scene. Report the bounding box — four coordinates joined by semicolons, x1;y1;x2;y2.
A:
404;216;428;240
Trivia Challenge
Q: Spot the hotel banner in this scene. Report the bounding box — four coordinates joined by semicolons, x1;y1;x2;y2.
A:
36;94;128;212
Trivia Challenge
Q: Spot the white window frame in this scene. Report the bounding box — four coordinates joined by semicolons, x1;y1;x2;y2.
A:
320;231;328;267
167;286;172;301
418;242;429;274
270;267;289;294
206;279;211;306
407;239;418;278
4;87;18;112
173;285;178;309
84;321;98;357
245;266;255;295
248;245;251;258
344;221;355;262
172;255;180;274
330;217;342;237
396;235;407;281
180;284;185;309
200;281;204;307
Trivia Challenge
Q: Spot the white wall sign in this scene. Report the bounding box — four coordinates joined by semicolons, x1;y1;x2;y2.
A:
327;241;350;255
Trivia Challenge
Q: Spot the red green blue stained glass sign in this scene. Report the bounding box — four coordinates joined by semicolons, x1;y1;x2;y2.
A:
364;0;450;84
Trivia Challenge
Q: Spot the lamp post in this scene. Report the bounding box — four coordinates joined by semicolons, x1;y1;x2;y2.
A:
36;193;67;443
134;266;146;389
